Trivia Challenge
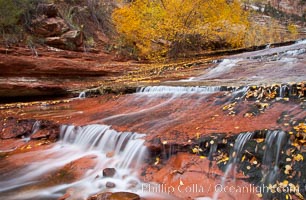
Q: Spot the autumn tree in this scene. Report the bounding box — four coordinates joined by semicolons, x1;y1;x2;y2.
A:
112;0;249;58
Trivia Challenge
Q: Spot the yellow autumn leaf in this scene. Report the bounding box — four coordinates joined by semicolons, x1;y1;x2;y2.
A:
282;180;289;187
284;165;292;175
192;146;203;154
154;157;160;165
255;138;265;143
241;155;246;162
285;194;292;200
293;154;304;162
217;157;229;164
295;191;304;199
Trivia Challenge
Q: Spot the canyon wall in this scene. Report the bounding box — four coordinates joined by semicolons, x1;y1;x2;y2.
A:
267;0;306;17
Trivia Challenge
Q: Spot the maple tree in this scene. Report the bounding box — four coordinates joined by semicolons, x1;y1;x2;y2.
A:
112;0;249;58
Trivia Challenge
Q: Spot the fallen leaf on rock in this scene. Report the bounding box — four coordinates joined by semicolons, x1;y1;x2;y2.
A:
284;165;292;174
154;157;160;165
255;138;264;143
217;156;229;164
192;146;203;154
293;154;303;162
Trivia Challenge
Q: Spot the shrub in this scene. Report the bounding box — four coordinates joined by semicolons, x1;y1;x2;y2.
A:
0;0;24;29
0;0;50;45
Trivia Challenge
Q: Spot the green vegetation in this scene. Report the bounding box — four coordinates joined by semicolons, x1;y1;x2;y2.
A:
0;0;24;29
0;0;50;45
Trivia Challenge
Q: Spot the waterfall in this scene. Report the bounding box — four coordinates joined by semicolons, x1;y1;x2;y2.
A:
262;130;286;184
21;120;41;142
136;86;221;94
212;132;253;200
205;59;242;77
60;124;147;169
186;58;243;81
78;91;86;99
279;85;289;98
0;124;148;200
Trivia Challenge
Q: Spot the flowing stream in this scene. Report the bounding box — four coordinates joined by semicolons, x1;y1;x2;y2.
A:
0;40;305;199
0;125;147;200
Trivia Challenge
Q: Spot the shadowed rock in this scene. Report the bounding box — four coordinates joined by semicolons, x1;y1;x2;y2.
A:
103;168;116;177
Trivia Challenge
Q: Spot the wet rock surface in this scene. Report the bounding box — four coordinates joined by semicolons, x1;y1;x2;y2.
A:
106;181;116;188
103;168;116;177
108;192;140;200
88;192;112;200
0;41;305;199
0;40;305;102
88;192;140;200
0;117;60;140
0;83;304;199
143;152;260;199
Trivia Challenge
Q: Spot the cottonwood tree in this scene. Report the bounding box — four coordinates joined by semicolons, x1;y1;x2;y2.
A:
112;0;249;58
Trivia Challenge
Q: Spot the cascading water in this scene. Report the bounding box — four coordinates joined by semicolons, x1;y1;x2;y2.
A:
279;85;289;98
78;91;86;99
177;39;306;84
136;86;222;95
0;124;148;200
101;85;224;128
212;132;253;200
186;59;243;81
1;40;303;200
262;130;286;185
21;120;41;142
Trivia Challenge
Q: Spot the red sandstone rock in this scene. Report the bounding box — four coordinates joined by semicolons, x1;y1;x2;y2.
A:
61;30;84;46
106;181;116;188
268;0;306;16
87;192;112;200
103;168;116;177
0;118;35;139
0;46;137;100
144;152;260;199
109;192;140;200
32;16;69;37
87;192;140;200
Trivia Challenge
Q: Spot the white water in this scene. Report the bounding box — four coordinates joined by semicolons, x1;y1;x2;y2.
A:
101;85;230;131
137;86;221;95
212;132;253;200
0;124;148;200
279;85;289;98
296;39;306;45
187;59;243;81
21;120;41;142
99;85;250;134
283;48;306;56
179;39;306;83
262;130;286;184
78;91;86;99
204;59;242;77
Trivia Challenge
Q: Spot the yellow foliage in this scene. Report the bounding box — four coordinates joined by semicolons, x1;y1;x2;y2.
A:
244;19;281;46
287;24;298;35
293;154;304;162
112;0;249;58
